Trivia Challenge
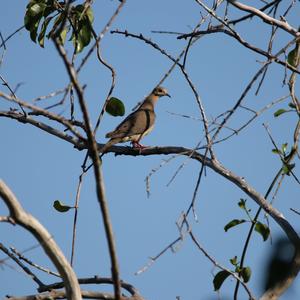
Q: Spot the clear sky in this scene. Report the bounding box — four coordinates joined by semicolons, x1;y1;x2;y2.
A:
1;1;300;299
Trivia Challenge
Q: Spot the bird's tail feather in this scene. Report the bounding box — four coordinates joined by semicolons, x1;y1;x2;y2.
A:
100;139;118;157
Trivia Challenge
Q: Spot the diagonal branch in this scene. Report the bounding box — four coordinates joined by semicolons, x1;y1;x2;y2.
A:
0;180;82;300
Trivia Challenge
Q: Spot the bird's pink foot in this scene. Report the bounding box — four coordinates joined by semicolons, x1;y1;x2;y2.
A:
132;141;147;153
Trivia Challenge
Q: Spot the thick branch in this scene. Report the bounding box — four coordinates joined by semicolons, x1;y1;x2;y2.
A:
0;180;81;300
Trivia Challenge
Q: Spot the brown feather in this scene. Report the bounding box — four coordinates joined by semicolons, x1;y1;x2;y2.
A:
101;86;170;156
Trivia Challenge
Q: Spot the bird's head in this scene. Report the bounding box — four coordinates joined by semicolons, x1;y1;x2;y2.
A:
152;86;171;98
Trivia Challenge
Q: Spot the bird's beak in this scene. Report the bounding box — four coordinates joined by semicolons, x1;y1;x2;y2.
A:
166;93;171;98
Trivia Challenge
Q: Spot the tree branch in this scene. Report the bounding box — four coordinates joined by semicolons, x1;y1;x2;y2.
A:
228;0;300;37
0;180;82;300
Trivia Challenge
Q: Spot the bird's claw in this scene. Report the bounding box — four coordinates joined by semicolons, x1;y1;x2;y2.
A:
132;142;148;154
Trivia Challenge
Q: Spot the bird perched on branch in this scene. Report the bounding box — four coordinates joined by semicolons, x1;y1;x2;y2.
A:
101;86;171;156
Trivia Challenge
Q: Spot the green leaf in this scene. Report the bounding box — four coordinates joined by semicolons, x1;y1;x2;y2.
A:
213;270;231;291
73;22;92;53
287;48;298;67
27;2;47;18
238;199;246;210
274;109;287;117
74;5;94;23
281;143;288;154
46;13;64;39
224;219;246;232
38;16;53;47
85;7;94;23
272;148;282;155
240;266;251;283
282;163;295;175
106;97;125;117
53;200;72;213
24;2;47;42
254;222;270;241
230;256;238;266
288;102;296;109
59;26;68;45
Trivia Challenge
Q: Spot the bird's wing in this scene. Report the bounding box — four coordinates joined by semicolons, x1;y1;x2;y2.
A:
106;109;155;139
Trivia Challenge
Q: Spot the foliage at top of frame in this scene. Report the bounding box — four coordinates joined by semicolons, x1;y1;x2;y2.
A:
24;0;94;53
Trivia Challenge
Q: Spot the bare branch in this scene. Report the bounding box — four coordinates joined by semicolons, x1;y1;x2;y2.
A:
10;247;60;278
189;231;255;300
0;91;85;139
228;0;300;37
0;111;82;148
0;180;81;300
0;243;45;287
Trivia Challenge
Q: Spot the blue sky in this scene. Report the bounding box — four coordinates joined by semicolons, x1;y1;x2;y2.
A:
1;1;300;299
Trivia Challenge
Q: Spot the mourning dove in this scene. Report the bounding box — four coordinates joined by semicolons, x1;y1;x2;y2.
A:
101;86;171;156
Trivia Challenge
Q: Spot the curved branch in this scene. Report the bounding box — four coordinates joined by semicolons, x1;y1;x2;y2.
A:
0;180;82;300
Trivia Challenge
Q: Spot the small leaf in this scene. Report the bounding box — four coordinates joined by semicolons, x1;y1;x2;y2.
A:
240;267;251;283
274;109;287;117
106;97;125;117
53;200;72;213
224;219;246;232
281;143;288;154
74;23;92;53
238;199;246;210
254;222;270;241
288;102;296;109
272;148;282;155
213;270;231;291
28;2;47;18
24;2;47;42
59;26;68;45
282;163;295;175
85;7;94;23
230;256;238;266
38;16;53;47
287;48;298;67
46;14;64;39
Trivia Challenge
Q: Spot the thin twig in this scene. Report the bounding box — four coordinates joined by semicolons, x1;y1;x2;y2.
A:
10;247;60;278
0;243;45;287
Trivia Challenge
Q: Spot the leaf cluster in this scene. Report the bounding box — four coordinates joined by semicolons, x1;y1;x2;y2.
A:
24;0;94;53
213;256;251;291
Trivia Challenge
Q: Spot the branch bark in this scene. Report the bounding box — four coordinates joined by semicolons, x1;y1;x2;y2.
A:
0;180;82;300
228;0;300;37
